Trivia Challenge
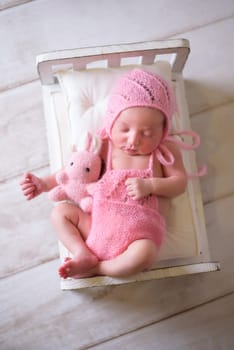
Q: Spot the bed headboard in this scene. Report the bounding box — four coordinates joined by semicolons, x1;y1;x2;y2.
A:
37;39;190;85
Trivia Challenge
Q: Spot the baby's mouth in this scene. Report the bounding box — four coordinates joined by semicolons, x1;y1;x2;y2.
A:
124;147;138;155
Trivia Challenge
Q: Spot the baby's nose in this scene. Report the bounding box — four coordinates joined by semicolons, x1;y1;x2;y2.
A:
129;132;140;146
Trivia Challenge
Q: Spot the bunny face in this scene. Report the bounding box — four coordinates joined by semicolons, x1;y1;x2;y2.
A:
66;150;101;183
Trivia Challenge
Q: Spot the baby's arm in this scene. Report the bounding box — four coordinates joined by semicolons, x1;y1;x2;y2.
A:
126;141;187;200
20;172;57;200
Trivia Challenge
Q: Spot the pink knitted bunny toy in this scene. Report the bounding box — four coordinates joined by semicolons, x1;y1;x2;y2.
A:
48;133;102;212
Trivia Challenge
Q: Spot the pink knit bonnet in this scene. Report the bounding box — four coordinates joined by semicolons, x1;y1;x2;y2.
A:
99;68;176;141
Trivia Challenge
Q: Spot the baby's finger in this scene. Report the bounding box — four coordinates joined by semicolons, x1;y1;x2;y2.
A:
125;179;136;190
23;172;32;181
23;187;35;196
25;193;34;200
126;182;135;192
21;183;33;190
128;191;140;201
126;186;132;194
125;177;134;185
20;178;30;186
125;183;132;192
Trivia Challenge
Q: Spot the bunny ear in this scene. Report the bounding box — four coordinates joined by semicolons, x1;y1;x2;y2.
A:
84;132;93;152
70;144;77;152
84;132;102;154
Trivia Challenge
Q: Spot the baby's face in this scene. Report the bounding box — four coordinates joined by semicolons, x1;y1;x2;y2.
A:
111;107;165;155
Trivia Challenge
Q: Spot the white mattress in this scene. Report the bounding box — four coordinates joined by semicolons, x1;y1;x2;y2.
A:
43;62;208;266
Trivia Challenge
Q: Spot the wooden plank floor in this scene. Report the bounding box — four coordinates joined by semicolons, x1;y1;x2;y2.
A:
1;1;234;349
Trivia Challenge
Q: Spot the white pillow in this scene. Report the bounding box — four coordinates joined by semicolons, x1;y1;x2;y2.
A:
56;62;172;147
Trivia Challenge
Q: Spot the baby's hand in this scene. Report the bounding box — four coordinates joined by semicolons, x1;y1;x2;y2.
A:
20;172;44;200
125;177;151;200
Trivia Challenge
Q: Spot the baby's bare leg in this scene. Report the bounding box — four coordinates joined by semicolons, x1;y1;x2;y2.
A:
50;203;98;278
93;239;158;278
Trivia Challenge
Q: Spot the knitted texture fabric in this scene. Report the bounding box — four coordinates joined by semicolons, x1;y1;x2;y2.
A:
99;68;176;141
86;153;166;261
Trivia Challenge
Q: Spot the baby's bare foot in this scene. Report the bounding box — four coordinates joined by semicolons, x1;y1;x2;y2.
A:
58;251;98;279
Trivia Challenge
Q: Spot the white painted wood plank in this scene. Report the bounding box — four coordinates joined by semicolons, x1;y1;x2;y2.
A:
204;195;233;273
91;293;234;350
0;0;234;90
0;174;58;278
0;195;233;349
181;17;234;115
0;0;32;11
191;101;234;203
0;81;49;180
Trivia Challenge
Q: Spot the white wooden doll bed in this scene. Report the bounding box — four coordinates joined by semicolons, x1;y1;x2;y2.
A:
37;39;220;290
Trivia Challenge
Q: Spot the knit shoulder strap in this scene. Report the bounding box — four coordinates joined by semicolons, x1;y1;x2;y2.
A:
105;140;113;170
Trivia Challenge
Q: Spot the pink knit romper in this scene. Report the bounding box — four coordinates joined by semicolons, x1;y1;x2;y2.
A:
86;146;166;261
